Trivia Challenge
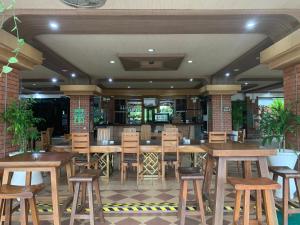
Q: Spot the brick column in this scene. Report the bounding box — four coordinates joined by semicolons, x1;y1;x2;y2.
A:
70;95;93;133
0;70;20;157
209;95;232;132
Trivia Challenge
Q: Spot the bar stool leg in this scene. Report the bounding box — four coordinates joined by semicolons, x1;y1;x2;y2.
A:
243;190;250;225
87;182;95;225
70;182;80;225
162;161;166;182
179;180;188;225
93;178;105;223
263;190;276;225
20;199;28;225
295;178;300;207
81;182;87;208
194;180;206;224
256;190;263;223
233;190;242;224
177;180;184;218
283;177;289;225
4;199;12;225
29;197;40;225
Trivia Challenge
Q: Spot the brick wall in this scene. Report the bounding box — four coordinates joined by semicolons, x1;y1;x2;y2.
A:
209;95;232;132
0;70;20;157
283;64;300;150
70;95;92;133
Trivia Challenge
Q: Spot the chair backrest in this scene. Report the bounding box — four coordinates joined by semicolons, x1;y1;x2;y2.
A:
165;127;178;133
162;131;179;153
209;132;227;143
164;124;175;131
41;131;48;150
141;125;151;140
123;127;136;133
72;133;90;154
97;128;111;141
121;132;140;154
238;129;246;143
46;127;54;145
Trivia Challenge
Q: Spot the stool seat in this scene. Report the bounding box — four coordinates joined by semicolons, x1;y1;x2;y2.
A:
0;184;44;199
178;167;203;180
228;177;281;190
269;166;300;178
69;169;101;182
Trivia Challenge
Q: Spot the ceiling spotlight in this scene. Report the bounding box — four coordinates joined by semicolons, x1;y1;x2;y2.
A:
51;78;58;83
71;73;76;78
245;20;256;30
188;60;193;64
62;69;68;72
49;21;59;30
109;60;115;64
225;72;230;77
245;82;248;85
149;81;153;83
148;48;155;53
234;68;240;72
32;83;36;86
170;85;174;89
189;78;193;82
108;78;113;83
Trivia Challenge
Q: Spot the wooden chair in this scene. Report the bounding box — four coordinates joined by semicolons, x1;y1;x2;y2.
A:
69;170;104;225
0;184;44;225
41;131;49;150
237;129;246;143
228;177;280;225
270;166;300;225
164;124;175;131
46;127;54;145
97;128;111;142
72;133;98;171
178;167;206;225
123;127;136;132
121;132;142;184
208;132;227;143
141;125;151;140
161;130;179;181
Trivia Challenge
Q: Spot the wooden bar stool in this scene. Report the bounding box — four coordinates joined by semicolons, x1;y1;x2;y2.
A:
270;166;300;225
178;167;206;225
69;169;105;225
228;177;280;225
0;184;44;225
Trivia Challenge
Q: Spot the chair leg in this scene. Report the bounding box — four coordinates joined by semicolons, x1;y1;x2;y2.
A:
87;182;95;225
177;181;184;218
179;180;188;225
19;199;28;225
233;190;242;224
29;197;40;225
162;161;166;182
175;162;179;182
70;182;80;225
243;190;250;225
81;182;87;209
4;199;12;225
283;177;289;225
194;180;206;225
263;190;276;225
93;179;105;223
256;190;263;223
121;163;124;184
295;178;300;208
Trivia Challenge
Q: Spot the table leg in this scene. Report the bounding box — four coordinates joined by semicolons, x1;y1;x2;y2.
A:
50;168;61;225
212;158;227;225
106;153;110;180
203;154;214;197
2;170;9;185
65;162;73;193
258;157;279;225
243;161;252;178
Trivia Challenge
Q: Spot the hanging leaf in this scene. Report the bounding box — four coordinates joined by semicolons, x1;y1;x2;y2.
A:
0;3;5;13
8;57;18;64
11;26;17;32
14;16;21;23
12;47;21;53
6;4;13;10
2;66;13;74
18;39;25;46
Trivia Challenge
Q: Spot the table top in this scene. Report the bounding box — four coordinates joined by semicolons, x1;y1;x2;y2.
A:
0;152;75;168
202;143;277;157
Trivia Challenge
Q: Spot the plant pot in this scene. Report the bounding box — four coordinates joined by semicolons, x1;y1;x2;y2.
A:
231;130;239;142
268;149;298;199
9;152;44;186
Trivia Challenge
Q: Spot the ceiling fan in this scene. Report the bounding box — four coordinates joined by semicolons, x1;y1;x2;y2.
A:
61;0;107;8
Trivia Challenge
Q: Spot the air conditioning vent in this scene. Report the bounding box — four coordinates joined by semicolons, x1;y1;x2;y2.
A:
61;0;106;8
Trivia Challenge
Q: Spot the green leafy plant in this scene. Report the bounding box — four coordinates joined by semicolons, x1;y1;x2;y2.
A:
259;99;300;151
232;100;245;131
0;0;24;77
1;99;43;152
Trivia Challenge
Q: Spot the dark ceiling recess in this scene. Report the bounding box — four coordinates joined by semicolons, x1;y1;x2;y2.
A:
61;0;107;8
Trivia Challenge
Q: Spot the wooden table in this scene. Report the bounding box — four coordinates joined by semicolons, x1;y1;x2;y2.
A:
0;152;75;225
202;143;278;225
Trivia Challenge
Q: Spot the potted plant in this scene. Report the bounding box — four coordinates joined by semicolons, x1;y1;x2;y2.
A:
259;99;300;198
232;100;245;142
1;99;44;186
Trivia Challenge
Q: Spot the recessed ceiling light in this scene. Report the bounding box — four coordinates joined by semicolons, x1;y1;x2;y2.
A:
51;78;58;83
148;48;155;53
71;73;76;78
149;81;153;83
234;68;239;72
189;78;193;82
188;60;193;64
49;21;59;30
245;82;248;85
108;78;113;83
170;85;174;89
245;20;256;30
128;86;131;89
32;83;36;86
109;60;115;64
225;72;230;77
62;69;68;72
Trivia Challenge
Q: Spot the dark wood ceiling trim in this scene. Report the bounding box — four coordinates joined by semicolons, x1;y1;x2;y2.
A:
21;78;64;83
237;77;282;82
244;82;283;93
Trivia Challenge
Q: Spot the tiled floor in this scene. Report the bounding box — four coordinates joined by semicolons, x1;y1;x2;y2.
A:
11;163;262;225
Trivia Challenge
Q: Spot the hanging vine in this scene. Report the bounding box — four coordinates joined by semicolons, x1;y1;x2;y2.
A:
0;0;24;77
